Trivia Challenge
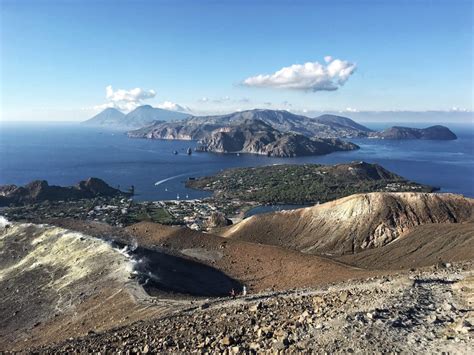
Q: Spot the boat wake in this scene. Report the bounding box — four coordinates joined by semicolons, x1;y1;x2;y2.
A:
154;172;195;186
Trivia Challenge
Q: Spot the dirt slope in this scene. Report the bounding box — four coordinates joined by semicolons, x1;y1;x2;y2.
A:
338;222;474;270
124;222;372;292
0;220;186;351
39;219;371;293
36;265;474;354
221;192;473;256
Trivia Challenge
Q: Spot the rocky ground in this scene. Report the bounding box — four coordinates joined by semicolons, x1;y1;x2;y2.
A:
37;263;473;353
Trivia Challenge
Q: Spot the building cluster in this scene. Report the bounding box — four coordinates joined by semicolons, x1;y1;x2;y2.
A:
158;199;219;230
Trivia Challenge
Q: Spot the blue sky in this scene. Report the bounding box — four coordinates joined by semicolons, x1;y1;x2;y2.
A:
1;0;472;121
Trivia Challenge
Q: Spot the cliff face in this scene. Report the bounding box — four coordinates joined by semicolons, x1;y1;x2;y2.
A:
369;125;457;140
222;192;473;255
195;119;358;157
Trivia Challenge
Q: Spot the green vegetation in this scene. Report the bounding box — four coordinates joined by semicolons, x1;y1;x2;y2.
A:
125;206;175;225
186;162;435;205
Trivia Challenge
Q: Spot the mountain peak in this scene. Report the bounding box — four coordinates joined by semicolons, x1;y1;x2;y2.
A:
102;107;123;113
82;107;126;126
83;105;190;129
314;114;372;132
135;105;153;110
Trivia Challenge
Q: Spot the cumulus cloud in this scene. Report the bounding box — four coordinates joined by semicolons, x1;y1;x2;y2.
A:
242;57;356;92
95;85;157;112
156;101;191;112
106;85;156;103
324;55;333;63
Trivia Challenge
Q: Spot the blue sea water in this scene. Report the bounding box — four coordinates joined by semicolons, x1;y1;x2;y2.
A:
0;121;473;201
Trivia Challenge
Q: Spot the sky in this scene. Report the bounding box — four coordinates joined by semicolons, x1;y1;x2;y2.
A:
0;0;473;121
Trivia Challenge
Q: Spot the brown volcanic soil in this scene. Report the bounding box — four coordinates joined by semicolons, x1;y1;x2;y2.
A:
1;219;374;351
221;192;473;256
123;222;373;292
49;219;373;292
0;221;185;352
337;222;474;270
3;204;473;352
36;265;474;354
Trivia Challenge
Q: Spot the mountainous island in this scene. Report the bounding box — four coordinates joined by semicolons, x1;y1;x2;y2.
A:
83;105;190;129
124;108;458;149
186;161;436;204
195;119;358;157
369;125;458;140
83;108;458;160
128;109;373;140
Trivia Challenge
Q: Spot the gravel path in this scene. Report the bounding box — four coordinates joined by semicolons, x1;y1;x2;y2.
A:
37;264;473;353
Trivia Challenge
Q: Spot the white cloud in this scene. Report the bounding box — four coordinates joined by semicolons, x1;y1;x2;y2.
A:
95;85;157;112
93;102;115;111
105;85;156;103
242;57;356;92
324;55;333;63
156;101;192;112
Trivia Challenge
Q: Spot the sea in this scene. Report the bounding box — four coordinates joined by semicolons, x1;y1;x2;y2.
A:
1;121;473;202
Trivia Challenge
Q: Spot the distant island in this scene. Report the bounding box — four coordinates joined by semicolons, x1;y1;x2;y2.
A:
194;119;358;157
368;125;457;140
124;108;457;142
82;105;190;129
128;109;374;140
84;108;458;157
